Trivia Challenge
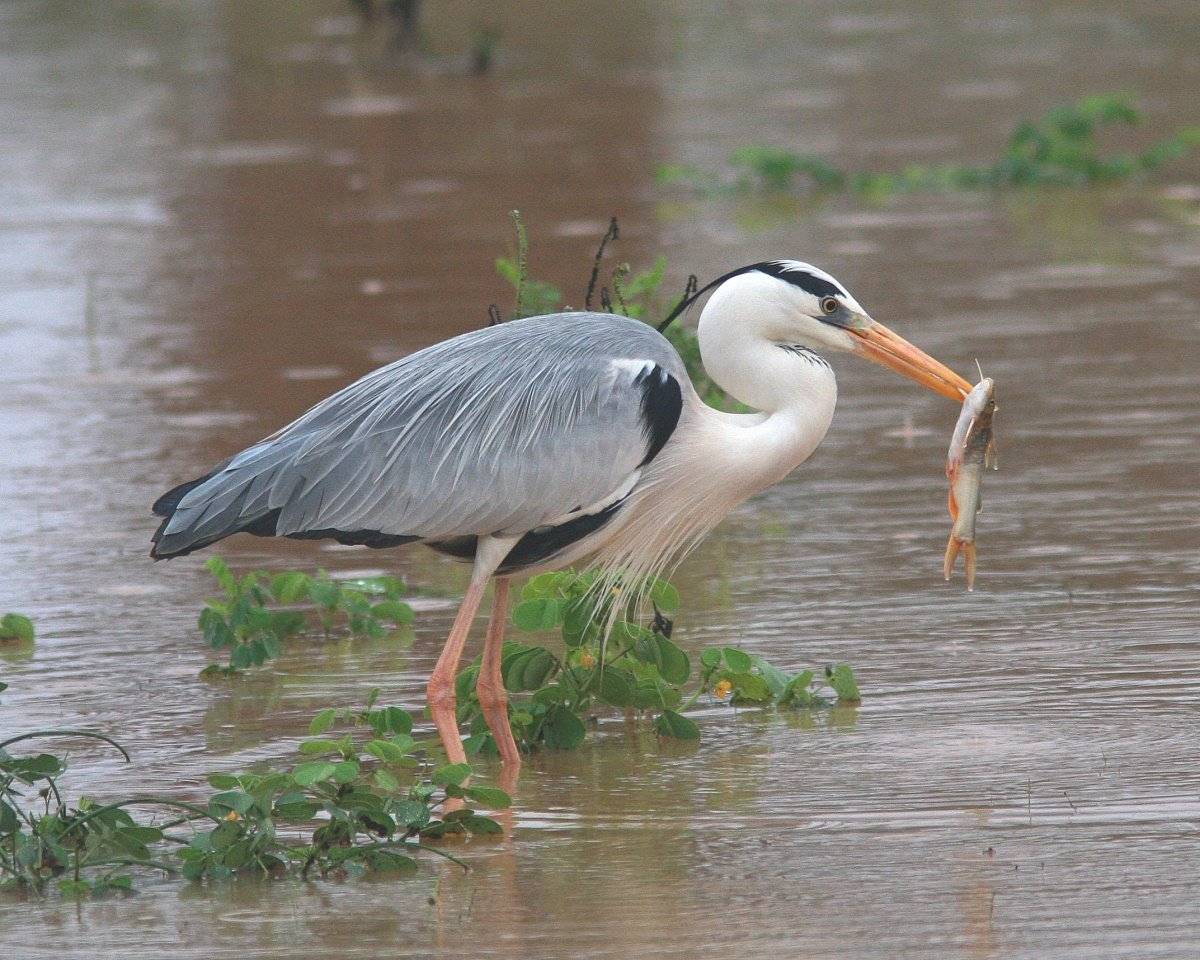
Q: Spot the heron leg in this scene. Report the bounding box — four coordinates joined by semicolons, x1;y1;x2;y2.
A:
425;535;518;767
426;578;488;766
476;577;521;769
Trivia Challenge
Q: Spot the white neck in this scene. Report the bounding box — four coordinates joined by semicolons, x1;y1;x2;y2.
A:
691;276;839;485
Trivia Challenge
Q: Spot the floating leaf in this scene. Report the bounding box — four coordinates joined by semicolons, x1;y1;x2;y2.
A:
653;709;700;740
372;600;414;625
826;663;861;703
463;786;511;808
0;613;35;644
542;705;586;750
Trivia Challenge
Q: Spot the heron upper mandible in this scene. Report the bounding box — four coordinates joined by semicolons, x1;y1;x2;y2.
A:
151;260;972;775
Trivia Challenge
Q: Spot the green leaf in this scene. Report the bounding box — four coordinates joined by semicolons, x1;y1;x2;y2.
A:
307;578;340;609
542;704;586;750
560;600;593;648
269;610;306;638
119;825;164;844
431;762;472;787
722;647;752;672
519;572;565;600
461;814;503;836
654;636;691;685
628;630;690;685
308;708;337;735
724;671;772;704
365;739;409;764
647;579;680;613
751;656;792;699
502;646;557;692
0;799;18;834
270;571;310;603
274;797;319;821
373;769;401;792
374;706;413;736
331;760;360;784
632;678;669;710
292;761;338;786
0;613;35;644
298;738;341;755
826;663;861;702
654;709;700;740
598;667;636;708
367;849;418;873
205;556;236;598
209;790;255;816
206;773;240;790
780;670;817;707
372;600;415;625
393;799;431;829
229;643;255;670
463;786;511;808
198;608;234;650
512;598;563;631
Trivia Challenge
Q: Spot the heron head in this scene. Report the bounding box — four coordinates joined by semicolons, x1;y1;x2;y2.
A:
693;260;971;401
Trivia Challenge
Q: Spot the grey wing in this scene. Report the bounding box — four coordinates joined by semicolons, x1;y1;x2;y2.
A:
151;313;686;558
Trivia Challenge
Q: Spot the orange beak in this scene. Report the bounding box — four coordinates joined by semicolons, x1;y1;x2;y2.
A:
848;320;972;401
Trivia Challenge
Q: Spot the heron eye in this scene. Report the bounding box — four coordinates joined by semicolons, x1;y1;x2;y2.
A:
820;296;839;315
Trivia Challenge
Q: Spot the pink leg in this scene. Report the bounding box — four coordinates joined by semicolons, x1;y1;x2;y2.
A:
426;579;488;766
476;578;521;770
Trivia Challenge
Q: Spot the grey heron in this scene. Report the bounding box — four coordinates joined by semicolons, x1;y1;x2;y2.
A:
152;260;971;773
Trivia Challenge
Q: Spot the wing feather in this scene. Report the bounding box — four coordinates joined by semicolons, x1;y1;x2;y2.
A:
152;313;686;558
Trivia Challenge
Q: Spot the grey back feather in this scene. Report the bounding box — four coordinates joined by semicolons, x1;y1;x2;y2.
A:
156;313;687;556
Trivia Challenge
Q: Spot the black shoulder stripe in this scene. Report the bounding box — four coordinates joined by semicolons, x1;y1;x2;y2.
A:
635;365;682;467
499;501;624;574
424;499;626;575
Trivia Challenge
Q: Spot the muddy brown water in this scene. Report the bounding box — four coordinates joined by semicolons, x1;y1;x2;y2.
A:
2;1;1199;957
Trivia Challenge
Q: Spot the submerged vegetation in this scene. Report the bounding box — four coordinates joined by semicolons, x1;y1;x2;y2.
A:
454;569;860;752
657;95;1200;198
197;557;413;676
0;688;506;897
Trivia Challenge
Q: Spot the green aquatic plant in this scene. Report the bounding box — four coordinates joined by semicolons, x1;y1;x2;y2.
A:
0;726;161;897
495;209;562;319
658;94;1200;197
198;557;414;676
0;689;506;896
454;569;860;753
0;614;34;646
183;693;505;881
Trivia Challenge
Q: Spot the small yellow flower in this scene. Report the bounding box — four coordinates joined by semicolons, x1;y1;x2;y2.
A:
713;680;733;700
223;810;241;822
579;651;596;669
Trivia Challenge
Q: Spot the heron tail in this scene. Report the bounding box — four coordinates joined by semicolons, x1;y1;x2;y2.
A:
150;462;282;560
